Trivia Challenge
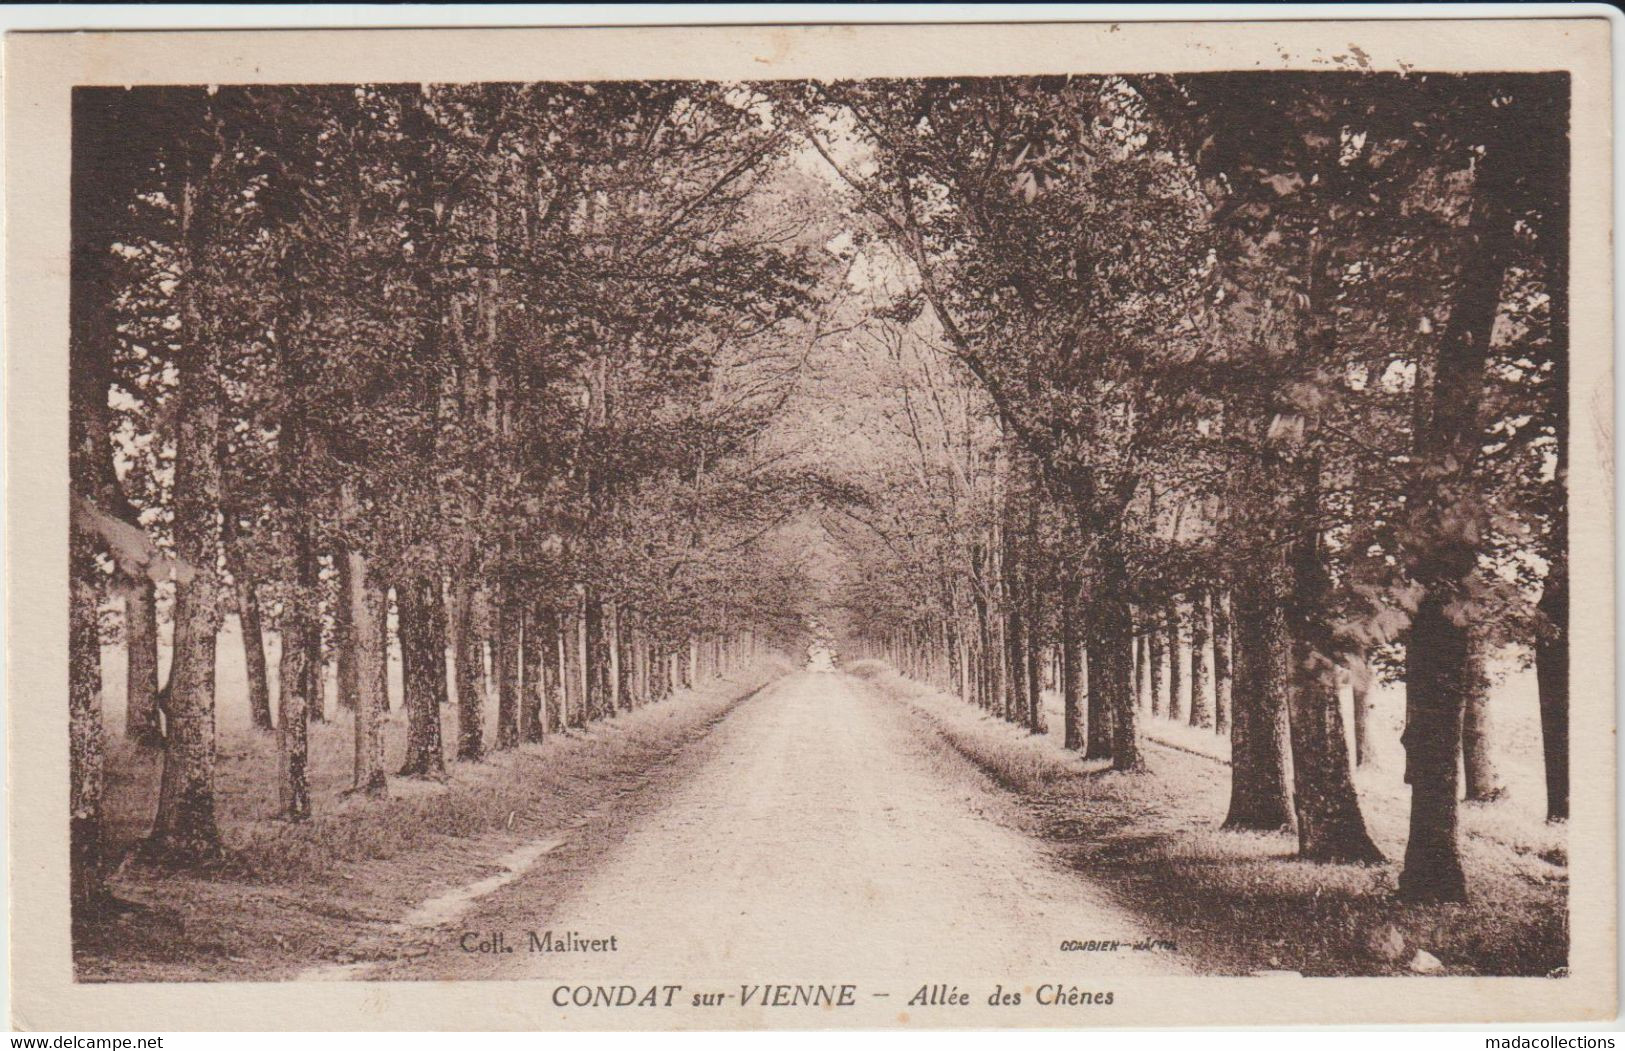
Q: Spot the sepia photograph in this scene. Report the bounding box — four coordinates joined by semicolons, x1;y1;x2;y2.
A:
6;13;1616;1032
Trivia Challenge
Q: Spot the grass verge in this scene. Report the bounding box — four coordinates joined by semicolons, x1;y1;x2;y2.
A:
76;662;785;982
847;660;1567;978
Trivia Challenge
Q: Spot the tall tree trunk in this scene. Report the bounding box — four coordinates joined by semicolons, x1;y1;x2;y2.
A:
376;582;391;712
71;85;159;906
953;615;966;691
450;571;483;760
640;620;652;701
1084;628;1114;761
520;603;544;743
1283;507;1381;863
472;637;491;714
277;617;311;821
469;585;492;711
341;490;387;798
1399;116;1518;902
1401;594;1470;900
1535;558;1569;822
628;624;642;708
582;592;603;720
1148;611;1167;718
1286;651;1381;862
1534;142;1570;823
397;576;445;777
1024;625;1043;732
1212;589;1233;735
1004;604;1024;725
1260;234;1381;865
236;576;273;732
148;155;224;862
1096;540;1142;772
1189;588;1212;728
335;555;359;712
1461;633;1502;801
543;607;564;733
972;546;993;710
124;580;163;744
557;616;574;729
496;585;521;749
1223;583;1295;832
577;592;593;722
149;421;223;860
640;624;656;705
304;557;326;724
625;629;642;708
303;617;324;723
1165;599;1184;723
69;518;106;916
428;576;450;713
1349;654;1373;768
1060;575;1084;751
607;600;624;713
277;472;317;820
70;87;114;913
1022;489;1043;731
1134;630;1149;711
1097;599;1141;772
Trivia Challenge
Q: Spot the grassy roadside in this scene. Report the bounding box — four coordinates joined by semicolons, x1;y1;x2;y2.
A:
77;662;787;982
848;661;1567;978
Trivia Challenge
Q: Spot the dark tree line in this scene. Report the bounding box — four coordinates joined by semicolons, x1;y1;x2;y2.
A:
66;73;1571;919
806;73;1569;903
69;82;828;917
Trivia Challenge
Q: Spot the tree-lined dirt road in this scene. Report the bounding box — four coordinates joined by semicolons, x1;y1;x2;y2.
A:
382;671;1187;981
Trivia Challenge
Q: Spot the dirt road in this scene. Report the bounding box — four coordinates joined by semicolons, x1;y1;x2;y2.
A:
380;671;1186;980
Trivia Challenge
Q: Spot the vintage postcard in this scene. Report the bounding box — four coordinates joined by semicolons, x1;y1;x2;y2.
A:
5;14;1616;1031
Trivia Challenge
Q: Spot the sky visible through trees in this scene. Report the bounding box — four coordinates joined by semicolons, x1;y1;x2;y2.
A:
69;74;1569;949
